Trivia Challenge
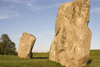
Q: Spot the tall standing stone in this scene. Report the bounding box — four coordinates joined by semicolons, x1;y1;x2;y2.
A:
49;0;92;67
18;32;36;58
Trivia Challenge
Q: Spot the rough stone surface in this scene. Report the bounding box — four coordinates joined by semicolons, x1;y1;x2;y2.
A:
49;0;92;67
18;32;36;58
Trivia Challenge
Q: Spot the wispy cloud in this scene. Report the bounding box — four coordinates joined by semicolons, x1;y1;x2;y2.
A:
26;2;61;12
91;7;100;13
0;0;37;19
0;5;19;19
92;0;100;1
2;0;62;12
0;14;9;19
0;0;68;18
26;3;41;12
2;0;37;3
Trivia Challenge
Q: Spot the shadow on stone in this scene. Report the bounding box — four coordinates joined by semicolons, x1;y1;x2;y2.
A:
32;57;49;59
87;60;93;64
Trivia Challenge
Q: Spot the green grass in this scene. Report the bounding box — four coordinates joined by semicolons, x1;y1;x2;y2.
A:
0;52;64;67
84;50;100;67
0;50;100;67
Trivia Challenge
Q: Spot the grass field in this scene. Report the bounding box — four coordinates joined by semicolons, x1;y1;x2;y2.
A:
0;50;100;67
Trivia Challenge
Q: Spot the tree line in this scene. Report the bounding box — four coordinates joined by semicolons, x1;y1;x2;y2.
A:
0;34;16;55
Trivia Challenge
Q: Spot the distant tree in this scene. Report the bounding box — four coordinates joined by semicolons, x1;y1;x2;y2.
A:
0;38;2;42
0;34;16;55
9;42;16;54
0;42;5;54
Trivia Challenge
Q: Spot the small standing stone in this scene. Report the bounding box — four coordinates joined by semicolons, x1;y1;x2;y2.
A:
18;32;36;58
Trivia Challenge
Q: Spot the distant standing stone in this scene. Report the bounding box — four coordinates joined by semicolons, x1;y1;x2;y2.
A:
49;0;92;67
18;32;36;58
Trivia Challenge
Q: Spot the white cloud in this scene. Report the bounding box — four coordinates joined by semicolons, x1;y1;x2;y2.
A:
94;7;100;11
2;0;37;3
91;7;100;13
92;0;100;1
0;10;19;19
26;2;61;11
26;3;41;12
0;0;69;18
2;0;62;12
0;15;9;19
0;6;19;19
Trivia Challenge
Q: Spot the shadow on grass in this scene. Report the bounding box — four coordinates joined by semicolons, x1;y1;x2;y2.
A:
32;57;49;59
87;60;93;64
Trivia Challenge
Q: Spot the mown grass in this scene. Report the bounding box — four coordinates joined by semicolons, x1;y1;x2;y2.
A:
84;50;100;67
0;52;64;67
0;50;100;67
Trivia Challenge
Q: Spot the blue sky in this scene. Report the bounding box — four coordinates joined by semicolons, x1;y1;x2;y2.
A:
0;0;100;52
